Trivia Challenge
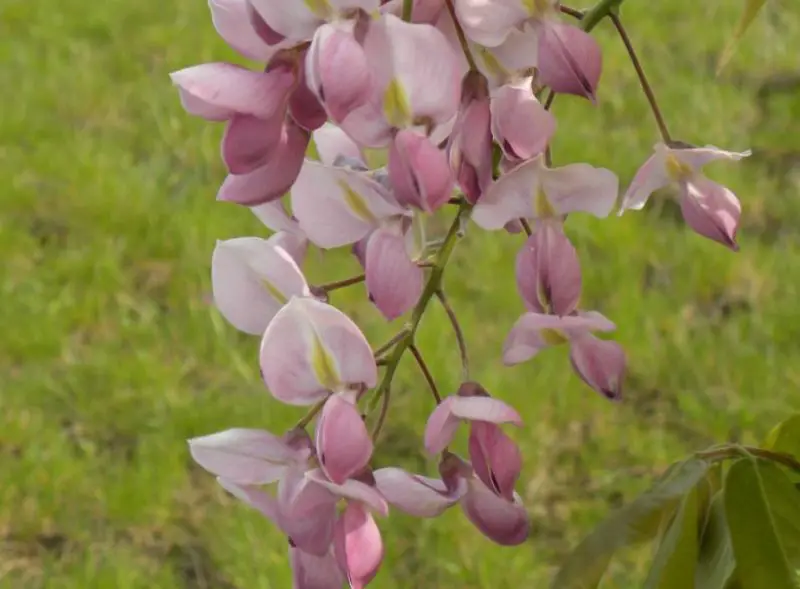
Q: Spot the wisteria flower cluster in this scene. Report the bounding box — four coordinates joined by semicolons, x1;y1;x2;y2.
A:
170;0;750;586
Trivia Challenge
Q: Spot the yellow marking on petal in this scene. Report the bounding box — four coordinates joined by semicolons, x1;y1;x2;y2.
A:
541;328;568;346
522;0;551;17
477;48;508;79
311;331;340;391
338;180;378;224
665;154;694;181
304;0;331;18
262;279;288;305
534;187;557;218
382;78;411;128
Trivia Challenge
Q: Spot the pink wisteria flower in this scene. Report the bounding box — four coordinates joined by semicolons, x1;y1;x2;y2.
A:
620;143;751;250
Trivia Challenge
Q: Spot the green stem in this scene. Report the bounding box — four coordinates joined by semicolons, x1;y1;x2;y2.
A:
402;0;413;21
696;445;800;474
580;0;624;33
294;398;326;429
319;273;365;293
445;0;478;71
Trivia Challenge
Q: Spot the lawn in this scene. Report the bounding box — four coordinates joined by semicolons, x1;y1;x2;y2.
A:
1;0;799;587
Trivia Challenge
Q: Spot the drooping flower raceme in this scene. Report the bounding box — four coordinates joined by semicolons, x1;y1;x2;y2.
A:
172;1;752;586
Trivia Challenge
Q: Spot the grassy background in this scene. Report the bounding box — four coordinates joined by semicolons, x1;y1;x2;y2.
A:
2;0;799;587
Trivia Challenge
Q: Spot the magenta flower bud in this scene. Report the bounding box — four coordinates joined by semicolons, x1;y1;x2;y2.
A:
334;501;384;589
388;129;455;213
364;224;424;320
515;220;582;316
569;334;627;401
244;0;286;46
679;176;741;251
468;421;522;501
289;53;328;132
461;475;530;546
491;78;556;162
537;20;602;102
315;392;374;484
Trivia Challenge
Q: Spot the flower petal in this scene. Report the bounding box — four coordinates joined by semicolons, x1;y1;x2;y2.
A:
250;199;300;233
541;161;619;218
423;397;461;455
290;545;346;589
671;144;752;170
211;237;310;335
468;421;521;501
217;478;282;521
471;157;542;229
448;396;523;425
334;502;384;589
568;334;626;401
619;148;670;213
248;0;321;40
491;79;556;162
278;468;338;555
312;122;364;167
365;225;424;320
448;76;493;204
217;119;310;205
208;0;275;61
260;298;377;405
680;176;741;251
461;477;530;546
515;221;581;315
373;468;460;517
389;129;454;212
453;0;529;47
291;161;404;248
188;428;306;483
306;469;390;516
221;112;285;174
170;62;294;120
316;393;374;484
537;20;601;102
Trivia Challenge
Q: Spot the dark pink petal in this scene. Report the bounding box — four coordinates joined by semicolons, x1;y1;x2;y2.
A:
211;236;310;335
468;422;522;501
515;221;581;315
388;130;454;212
364;225;424;320
307;24;372;123
679;176;741;251
290;544;345;589
247;0;321;40
221;112;285;174
461;477;530;546
244;0;286;45
373;467;461;517
188;428;308;484
170;62;294;120
306;469;390;516
209;0;275;61
491;80;556;161
448;77;493;204
289;53;328;132
217;119;310;205
278;468;338;555
334;502;384;589
537;20;601;102
568;334;626;401
315;394;374;484
260;298;377;405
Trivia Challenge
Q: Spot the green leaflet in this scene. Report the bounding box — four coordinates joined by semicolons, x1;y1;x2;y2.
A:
643;485;699;589
696;492;736;589
724;457;797;589
716;0;769;75
764;414;800;459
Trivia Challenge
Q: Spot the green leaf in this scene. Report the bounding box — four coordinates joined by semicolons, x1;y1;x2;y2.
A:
716;0;768;75
696;492;736;589
643;486;699;588
765;414;800;458
724;457;797;589
551;458;709;589
759;461;800;567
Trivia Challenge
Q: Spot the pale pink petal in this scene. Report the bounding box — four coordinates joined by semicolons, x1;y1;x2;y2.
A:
569;334;626;401
380;0;445;23
515;222;581;315
278;468;338;555
217;478;282;522
364;225;424;321
489;23;539;73
306;469;390;516
388;129;455;212
448;396;523;425
291;162;404;248
334;503;384;589
373;468;461;517
307;23;372;123
221;112;285;174
315;394;374;484
468;422;521;501
680;176;741;251
364;15;461;126
170;62;294;120
290;545;346;589
211;237;310;335
312;122;364;167
541;161;619;218
208;0;275;61
250;199;300;233
338;100;395;148
453;0;529;47
537;20;602;102
491;80;556;161
424;398;460;455
248;0;321;40
619;148;670;213
245;0;287;45
671;144;752;170
471;157;543;229
329;0;381;11
217;120;310;205
270;231;309;266
260;298;377;405
188;428;305;484
462;478;530;545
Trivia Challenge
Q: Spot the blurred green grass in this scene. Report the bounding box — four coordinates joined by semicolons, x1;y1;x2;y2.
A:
1;0;799;587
